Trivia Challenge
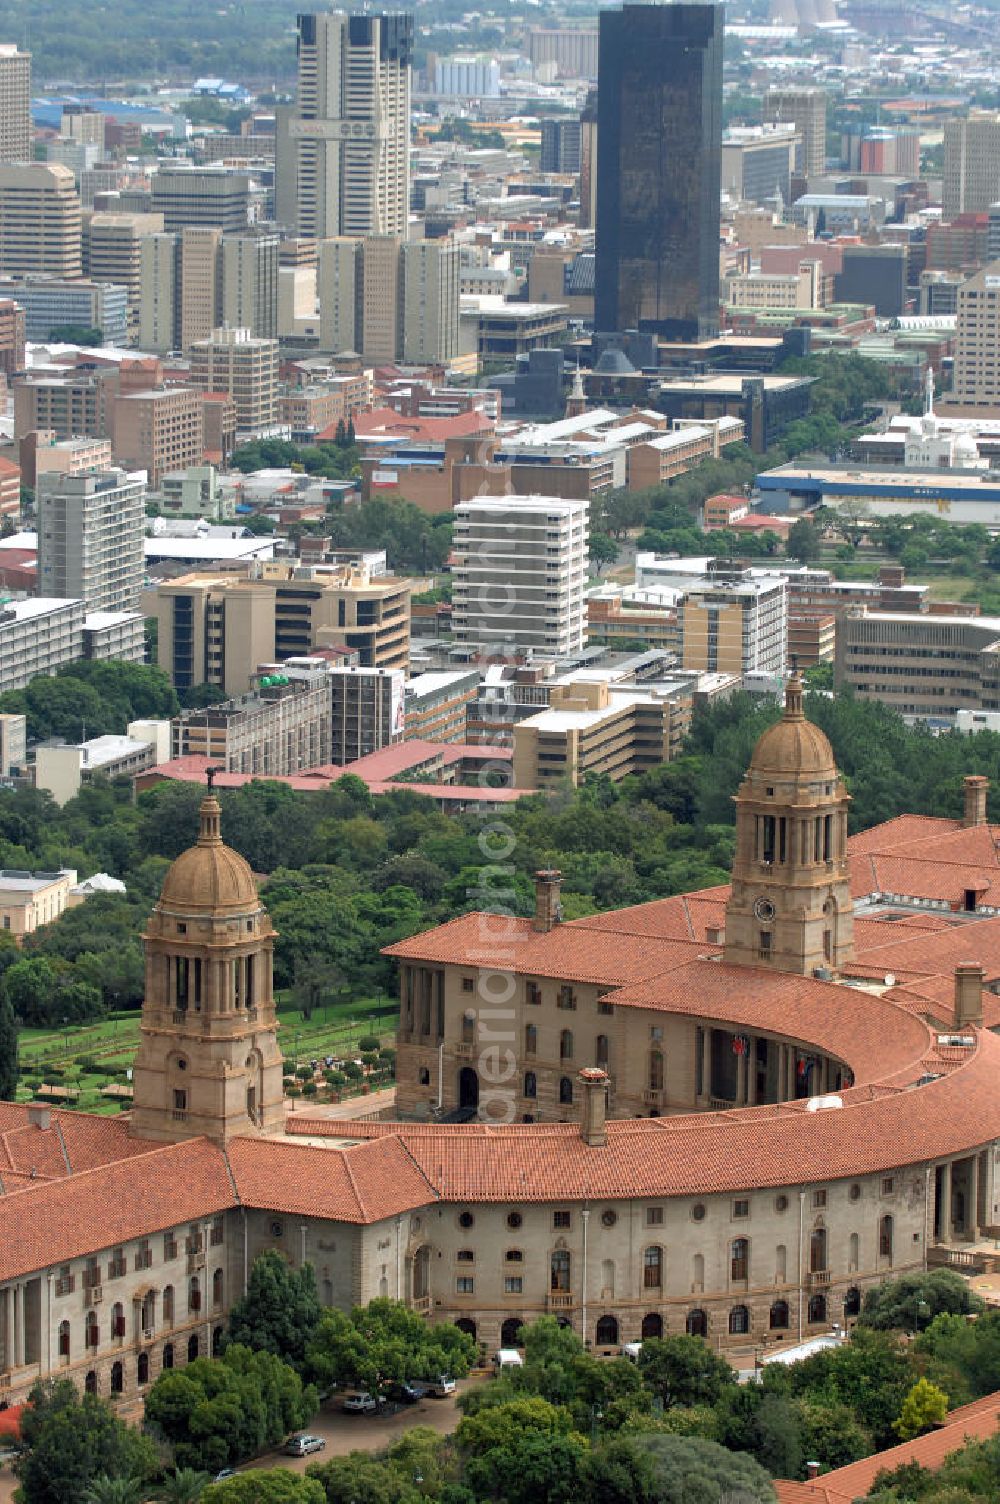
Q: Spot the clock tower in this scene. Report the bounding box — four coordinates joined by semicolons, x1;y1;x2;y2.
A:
723;675;854;976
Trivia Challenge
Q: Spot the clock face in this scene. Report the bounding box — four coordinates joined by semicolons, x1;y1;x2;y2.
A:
753;896;776;922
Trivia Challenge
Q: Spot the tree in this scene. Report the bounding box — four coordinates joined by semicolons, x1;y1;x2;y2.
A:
637;1336;737;1410
589;532;620;571
860;1270;983;1332
201;1473;325;1504
226;1251;322;1372
144;1346;317;1473
624;1434;776;1504
157;1469;212;1503
895;1377;949;1441
457;1396;580;1458
305;1298;476;1396
786;517;821;562
81;1479;146;1504
0;988;17;1098
46;324;102;346
15;1380;158;1504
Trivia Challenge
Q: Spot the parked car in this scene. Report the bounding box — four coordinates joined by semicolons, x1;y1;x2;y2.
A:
341;1391;379;1413
493;1348;524;1373
214;1470;237;1483
428;1375;456;1397
284;1434;326;1455
387;1380;428;1404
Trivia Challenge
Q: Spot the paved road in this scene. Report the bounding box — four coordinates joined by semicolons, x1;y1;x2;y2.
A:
292;1086;397;1121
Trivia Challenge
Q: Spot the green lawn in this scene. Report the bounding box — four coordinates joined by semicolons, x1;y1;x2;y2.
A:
15;991;399;1116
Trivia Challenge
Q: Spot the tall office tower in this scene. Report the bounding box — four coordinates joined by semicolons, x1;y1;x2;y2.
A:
578;89;598;230
763;86;827;179
189;327;279;433
151;164;251;232
37;467;145;612
952;260;1000;408
179;226;223;350
0;163;82;277
221;231;279;338
83;211;165;344
943;114;1000;219
316;234;403;362
316;237;362;353
0;45;31;164
990;203;1000;262
275;11;412;240
402;238;460;363
540;118;582;175
595;4;723;344
138;233;180;353
452;495;588;658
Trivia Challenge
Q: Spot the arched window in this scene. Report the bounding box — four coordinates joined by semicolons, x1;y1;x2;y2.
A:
57;1320;70;1358
595;1314;619;1346
137;1352;150;1386
559;1075;574;1105
187;1333;199;1362
162;1343;174;1370
212;1268;224;1308
162;1285;174;1325
85;1310;99;1348
550;1249;571;1292
112;1301;125;1340
418;1067;430;1086
849;1232;860;1273
808;1293;827;1324
686;1308;708;1338
775;1244;787;1283
844;1286;861;1318
731;1238;749;1282
729;1304;750;1336
212;1325;224;1356
188;1276;201;1313
110;1360;123;1394
501;1318;522;1347
461;1012;474;1045
85;1370;97;1394
879;1214;894;1264
524;1023;537;1056
649;1049;664;1092
595;1034;609;1068
560;1029;573;1061
770;1300;789;1330
810;1225;827;1273
643;1246;663;1289
524;1071;537;1099
641;1313;663;1340
691;1252;705;1293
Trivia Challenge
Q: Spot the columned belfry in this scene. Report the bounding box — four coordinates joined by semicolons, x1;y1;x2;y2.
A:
723;675;854;976
131;780;284;1144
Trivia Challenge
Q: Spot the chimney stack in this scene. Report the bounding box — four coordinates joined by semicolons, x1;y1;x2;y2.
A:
954;962;985;1028
962;774;989;828
27;1103;51;1130
805;1462;821;1480
578;1067;609;1147
533;869;563;933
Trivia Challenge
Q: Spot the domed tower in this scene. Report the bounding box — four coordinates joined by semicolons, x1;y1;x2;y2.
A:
723;675;854;976
131;779;284;1144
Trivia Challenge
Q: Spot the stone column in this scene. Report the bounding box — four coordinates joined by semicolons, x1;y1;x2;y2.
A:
777;1045;787;1103
736;1049;747;1107
13;1285;22;1368
968;1154;980;1240
2;1288;11;1372
938;1161;952;1243
701;1028;712;1104
747;1042;758;1106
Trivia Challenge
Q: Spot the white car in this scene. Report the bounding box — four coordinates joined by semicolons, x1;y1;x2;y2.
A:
342;1391;379;1413
284;1433;326;1455
428;1375;456;1397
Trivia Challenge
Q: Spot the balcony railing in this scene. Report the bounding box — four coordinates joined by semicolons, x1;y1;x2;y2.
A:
807;1269;832;1289
547;1291;574;1310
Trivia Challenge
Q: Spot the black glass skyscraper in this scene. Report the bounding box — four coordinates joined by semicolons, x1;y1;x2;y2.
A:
595;3;723;344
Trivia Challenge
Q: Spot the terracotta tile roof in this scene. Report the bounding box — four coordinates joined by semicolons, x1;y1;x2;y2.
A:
288;1025;1000;1200
225;1135;436;1224
847;814;959;854
0;1139;236;1283
776;1390;1000;1502
0;1106;151;1188
850;912;1000;979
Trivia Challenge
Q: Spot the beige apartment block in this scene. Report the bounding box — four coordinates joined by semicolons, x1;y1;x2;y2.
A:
512;679;690;789
357;234;402;364
83;211;164;344
952;260;1000;408
943;113;1000;219
188;327;278;434
221;232;278;339
0;45;31;165
402;238;460;364
678;564;787;676
139;233;179;353
179;226;222;350
111;387;205;487
763;87;827;178
151;562;411;695
37;467;145;612
0;163;82;278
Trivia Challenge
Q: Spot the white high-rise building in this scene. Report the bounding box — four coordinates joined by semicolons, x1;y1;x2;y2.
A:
452;496;588;659
0;45;31;165
276;11;412;241
37;468;146;613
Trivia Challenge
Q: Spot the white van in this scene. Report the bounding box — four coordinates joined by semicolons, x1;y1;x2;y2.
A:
493;1348;524;1372
620;1341;643;1362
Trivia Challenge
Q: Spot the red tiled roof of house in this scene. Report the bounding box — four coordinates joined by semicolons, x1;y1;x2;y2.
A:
331;407;493;444
0;1139;236;1283
0;1104;153;1187
775;1390;1000;1502
226;1134;436;1223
